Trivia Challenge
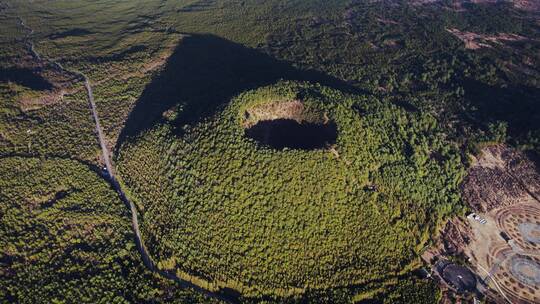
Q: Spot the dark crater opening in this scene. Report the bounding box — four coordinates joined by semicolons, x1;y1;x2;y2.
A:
245;119;337;150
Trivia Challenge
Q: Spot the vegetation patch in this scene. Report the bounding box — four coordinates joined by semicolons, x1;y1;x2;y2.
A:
0;156;213;304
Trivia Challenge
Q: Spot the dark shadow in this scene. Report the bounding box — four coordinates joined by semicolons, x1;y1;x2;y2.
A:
245;119;337;150
0;67;53;91
49;28;92;40
391;100;418;113
116;34;359;151
463;79;540;145
41;190;69;208
177;1;216;12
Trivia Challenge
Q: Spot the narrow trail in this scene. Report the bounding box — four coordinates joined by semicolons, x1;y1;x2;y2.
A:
15;14;236;304
476;263;512;304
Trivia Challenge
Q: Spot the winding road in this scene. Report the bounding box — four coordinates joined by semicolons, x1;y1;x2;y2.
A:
16;14;236;304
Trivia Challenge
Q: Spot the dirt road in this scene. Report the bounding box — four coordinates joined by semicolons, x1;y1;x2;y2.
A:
16;14;235;304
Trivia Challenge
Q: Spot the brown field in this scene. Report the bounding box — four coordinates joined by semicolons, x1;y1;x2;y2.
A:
446;28;528;50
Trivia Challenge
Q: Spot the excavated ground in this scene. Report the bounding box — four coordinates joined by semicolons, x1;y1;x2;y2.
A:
436;145;540;304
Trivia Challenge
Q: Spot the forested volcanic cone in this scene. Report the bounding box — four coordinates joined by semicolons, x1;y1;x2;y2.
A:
116;81;464;298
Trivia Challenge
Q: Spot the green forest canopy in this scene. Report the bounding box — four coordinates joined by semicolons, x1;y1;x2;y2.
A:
117;81;465;298
0;156;214;304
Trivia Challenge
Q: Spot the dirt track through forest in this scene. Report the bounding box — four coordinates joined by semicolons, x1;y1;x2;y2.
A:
15;13;236;304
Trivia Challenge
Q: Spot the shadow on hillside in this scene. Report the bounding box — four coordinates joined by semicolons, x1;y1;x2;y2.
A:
0;67;53;91
463;79;540;145
116;33;359;150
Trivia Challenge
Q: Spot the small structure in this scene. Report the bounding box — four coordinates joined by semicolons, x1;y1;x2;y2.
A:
101;166;110;179
499;231;511;242
364;184;378;191
435;260;477;293
415;267;431;279
467;212;487;224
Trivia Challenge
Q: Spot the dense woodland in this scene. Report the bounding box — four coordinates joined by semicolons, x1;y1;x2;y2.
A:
0;157;214;303
117;81;465;299
0;0;539;303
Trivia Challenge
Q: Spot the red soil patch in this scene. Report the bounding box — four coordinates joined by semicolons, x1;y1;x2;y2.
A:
447;28;528;50
513;0;540;12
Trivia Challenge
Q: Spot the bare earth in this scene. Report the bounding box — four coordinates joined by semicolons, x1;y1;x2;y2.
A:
444;145;540;304
446;28;528;50
411;0;540;12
